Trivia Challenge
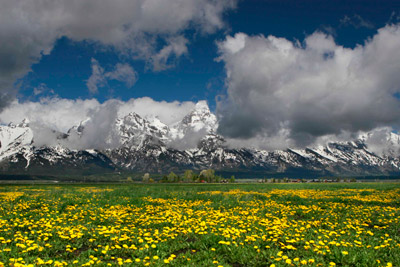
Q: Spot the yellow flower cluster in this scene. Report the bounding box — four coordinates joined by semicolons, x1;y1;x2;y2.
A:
199;188;400;203
0;192;24;202
0;185;398;266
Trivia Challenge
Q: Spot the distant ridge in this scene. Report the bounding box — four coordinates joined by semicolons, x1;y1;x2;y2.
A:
1;102;400;177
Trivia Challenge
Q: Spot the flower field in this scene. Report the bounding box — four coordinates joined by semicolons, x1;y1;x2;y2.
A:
0;183;399;266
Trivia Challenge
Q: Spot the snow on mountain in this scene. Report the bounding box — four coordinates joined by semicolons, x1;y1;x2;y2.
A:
115;112;170;148
67;118;90;136
0;120;33;163
169;101;217;140
1;101;400;176
0;119;115;172
358;129;400;157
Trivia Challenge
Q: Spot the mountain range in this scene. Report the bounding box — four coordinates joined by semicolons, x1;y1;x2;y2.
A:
1;101;400;178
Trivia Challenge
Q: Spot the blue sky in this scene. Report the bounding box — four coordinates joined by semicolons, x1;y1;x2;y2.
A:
19;0;400;110
2;0;400;149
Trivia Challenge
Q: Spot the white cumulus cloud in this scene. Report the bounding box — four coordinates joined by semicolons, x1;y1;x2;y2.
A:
0;96;197;149
216;24;400;149
0;97;196;133
0;0;237;110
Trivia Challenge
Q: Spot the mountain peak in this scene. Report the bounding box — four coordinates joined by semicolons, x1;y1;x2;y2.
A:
1;111;400;176
8;118;30;128
17;118;30;127
194;101;210;112
182;101;216;129
169;101;217;141
116;112;169;147
117;112;168;132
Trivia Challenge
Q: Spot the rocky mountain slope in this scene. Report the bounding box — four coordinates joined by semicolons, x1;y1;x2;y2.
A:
1;101;400;177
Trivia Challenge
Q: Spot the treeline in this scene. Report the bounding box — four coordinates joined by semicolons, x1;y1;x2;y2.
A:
137;169;236;183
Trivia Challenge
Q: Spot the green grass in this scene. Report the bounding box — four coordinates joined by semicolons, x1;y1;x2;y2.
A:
0;183;399;266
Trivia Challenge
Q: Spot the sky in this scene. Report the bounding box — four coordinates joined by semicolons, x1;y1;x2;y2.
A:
1;0;400;150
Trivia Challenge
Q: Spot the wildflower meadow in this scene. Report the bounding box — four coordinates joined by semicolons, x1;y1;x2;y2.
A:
0;183;399;266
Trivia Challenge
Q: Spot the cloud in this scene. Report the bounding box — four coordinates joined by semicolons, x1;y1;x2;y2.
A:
362;127;400;157
65;100;122;150
117;97;195;125
33;83;55;96
86;59;107;94
23;100;121;150
340;14;374;29
0;96;195;133
168;128;209;150
224;130;295;151
388;11;400;24
150;36;189;71
86;59;137;93
216;24;400;149
0;0;237;110
28;123;63;148
0;98;102;133
105;63;137;88
0;96;197;149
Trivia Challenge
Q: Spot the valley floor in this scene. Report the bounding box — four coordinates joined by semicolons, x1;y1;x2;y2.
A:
0;183;399;266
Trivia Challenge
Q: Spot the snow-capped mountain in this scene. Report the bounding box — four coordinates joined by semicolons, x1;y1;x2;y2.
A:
115;112;170;147
169;101;218;140
0;120;116;175
1;101;400;178
0;120;33;163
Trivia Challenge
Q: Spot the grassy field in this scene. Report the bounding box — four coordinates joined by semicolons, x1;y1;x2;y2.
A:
0;183;399;267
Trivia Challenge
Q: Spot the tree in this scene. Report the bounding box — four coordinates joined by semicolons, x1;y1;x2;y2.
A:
167;171;178;183
183;170;194;182
142;173;150;183
126;176;133;183
192;173;199;182
229;175;235;183
200;169;215;183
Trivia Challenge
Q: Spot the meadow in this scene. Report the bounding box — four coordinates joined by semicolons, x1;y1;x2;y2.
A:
0;182;399;267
